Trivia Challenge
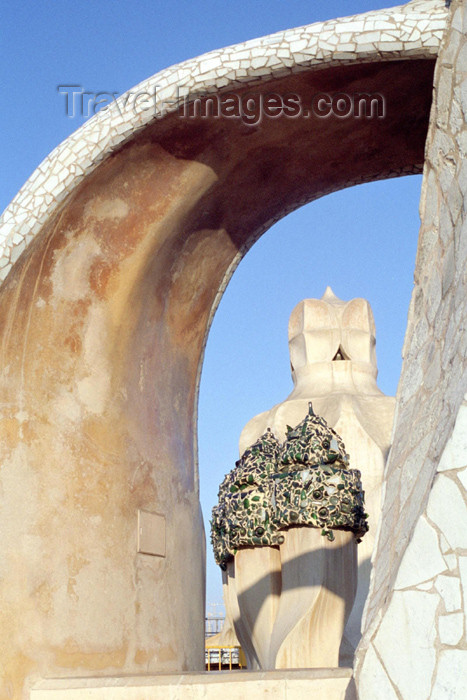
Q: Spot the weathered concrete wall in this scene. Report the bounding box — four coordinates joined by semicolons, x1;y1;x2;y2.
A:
356;1;467;696
0;144;213;699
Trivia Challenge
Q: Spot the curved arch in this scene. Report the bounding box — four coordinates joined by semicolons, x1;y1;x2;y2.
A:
0;1;451;697
0;0;446;281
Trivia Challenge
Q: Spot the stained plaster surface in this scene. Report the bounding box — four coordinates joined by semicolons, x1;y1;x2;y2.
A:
0;0;447;286
356;1;467;697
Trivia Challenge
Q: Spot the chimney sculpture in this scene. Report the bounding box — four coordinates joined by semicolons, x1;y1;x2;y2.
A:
211;289;395;668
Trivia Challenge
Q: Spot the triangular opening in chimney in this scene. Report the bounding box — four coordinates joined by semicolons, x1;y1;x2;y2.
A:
332;345;349;361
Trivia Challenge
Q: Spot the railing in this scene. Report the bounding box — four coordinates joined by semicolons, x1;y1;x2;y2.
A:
205;645;245;671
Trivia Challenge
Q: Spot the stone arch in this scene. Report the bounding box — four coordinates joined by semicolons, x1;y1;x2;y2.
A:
0;2;458;697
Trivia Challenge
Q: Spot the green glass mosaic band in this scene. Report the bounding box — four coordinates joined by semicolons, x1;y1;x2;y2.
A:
211;404;368;569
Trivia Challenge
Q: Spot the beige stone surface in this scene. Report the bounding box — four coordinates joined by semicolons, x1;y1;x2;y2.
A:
270;529;357;669
222;529;356;670
227;548;281;670
205;586;240;649
30;669;356;700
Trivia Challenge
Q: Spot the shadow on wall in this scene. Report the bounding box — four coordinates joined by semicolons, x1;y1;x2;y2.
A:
227;537;369;669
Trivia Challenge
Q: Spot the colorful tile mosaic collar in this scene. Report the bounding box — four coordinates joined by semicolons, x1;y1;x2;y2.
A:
211;403;368;569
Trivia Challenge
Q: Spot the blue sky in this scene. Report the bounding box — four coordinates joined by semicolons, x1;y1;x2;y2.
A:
1;1;423;607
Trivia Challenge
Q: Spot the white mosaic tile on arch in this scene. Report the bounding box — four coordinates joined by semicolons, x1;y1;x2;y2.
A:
0;0;447;285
